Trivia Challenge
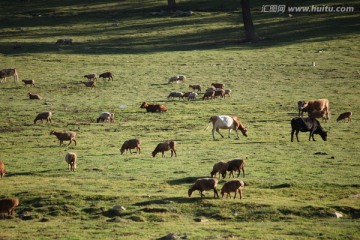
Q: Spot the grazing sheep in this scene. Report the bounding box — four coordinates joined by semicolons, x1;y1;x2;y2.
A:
224;89;232;97
182;92;193;99
22;79;35;86
140;102;168;113
188;92;198;101
34;111;52;124
202;89;215;100
99;72;113;81
50;130;77;146
0;161;5;179
84;74;97;81
214;89;225;98
167;91;184;100
227;159;246;178
152;141;176;157
0;198;19;218
120;139;141;154
188;178;219;198
168;75;186;84
337;111;352;122
97;112;115;123
28;92;42;100
189;84;201;92
81;81;96;89
210;161;228;178
221;180;245;199
211;83;224;89
65;152;77;171
56;38;73;45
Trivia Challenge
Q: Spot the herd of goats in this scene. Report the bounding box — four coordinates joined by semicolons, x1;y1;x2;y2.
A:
0;69;354;219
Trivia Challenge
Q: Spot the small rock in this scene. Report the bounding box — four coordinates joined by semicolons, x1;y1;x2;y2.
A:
112;205;126;211
163;233;178;239
334;212;343;218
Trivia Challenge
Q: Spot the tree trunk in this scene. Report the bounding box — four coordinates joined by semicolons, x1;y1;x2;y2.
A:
241;0;259;42
167;0;176;10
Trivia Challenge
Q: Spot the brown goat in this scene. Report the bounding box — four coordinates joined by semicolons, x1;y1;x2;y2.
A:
189;84;201;92
28;92;42;100
81;81;96;89
152;141;176;157
22;79;35;86
50;130;77;146
211;83;224;89
0;161;5;179
0;198;19;218
84;74;97;81
120;139;141;154
188;178;219;198
99;72;113;81
227;159;246;178
337;112;352;122
210;161;228;178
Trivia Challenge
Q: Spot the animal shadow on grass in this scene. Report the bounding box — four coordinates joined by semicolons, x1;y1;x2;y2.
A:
167;176;207;185
135;197;195;206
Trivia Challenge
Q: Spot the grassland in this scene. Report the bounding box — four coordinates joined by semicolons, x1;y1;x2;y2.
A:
0;0;359;239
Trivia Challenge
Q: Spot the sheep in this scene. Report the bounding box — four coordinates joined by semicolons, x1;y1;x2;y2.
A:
50;130;77;146
65;152;77;171
22;79;35;86
34;111;52;124
182;92;193;99
120;139;141;154
211;83;224;89
188;92;198;101
188;178;219;198
0;198;19;218
0;161;5;179
99;72;113;81
337;111;352;122
97;112;115;123
167;92;184;100
221;180;245;199
189;84;201;92
224;89;232;97
140;102;168;113
202;89;215;100
81;81;96;89
227;158;246;178
168;75;186;84
28;92;42;100
152;140;176;157
84;74;97;81
210;161;228;178
56;38;72;45
214;89;225;98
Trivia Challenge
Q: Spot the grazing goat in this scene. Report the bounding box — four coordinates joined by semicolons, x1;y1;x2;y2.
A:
227;159;246;178
214;89;225;98
202;89;215;100
34;111;52;124
291;117;327;142
0;68;19;82
140;102;168;113
22;79;35;86
56;38;72;45
168;75;186;83
120;139;141;154
210;161;228;178
337;112;352;122
65;152;77;171
297;100;307;117
0;198;19;218
50;130;77;146
28;92;42;100
299;99;330;121
0;161;5;179
152;141;176;157
99;72;113;81
221;180;245;199
188;178;219;198
209;115;248;140
211;83;224;89
84;74;97;81
81;81;96;89
189;84;201;92
97;112;115;123
167;92;184;100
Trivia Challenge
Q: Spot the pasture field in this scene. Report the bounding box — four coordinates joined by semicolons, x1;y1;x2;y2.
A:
0;0;359;239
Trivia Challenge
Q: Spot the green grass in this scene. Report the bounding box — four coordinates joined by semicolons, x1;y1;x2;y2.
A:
0;0;359;239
